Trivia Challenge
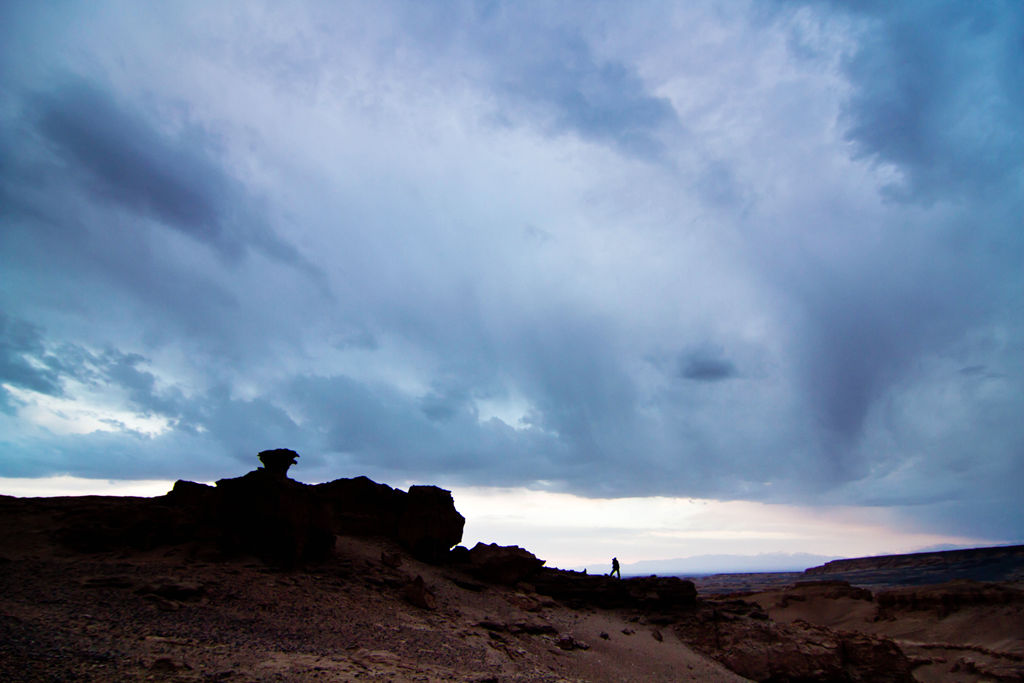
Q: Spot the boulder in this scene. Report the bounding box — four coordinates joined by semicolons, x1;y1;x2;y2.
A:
401;575;437;610
397;485;466;562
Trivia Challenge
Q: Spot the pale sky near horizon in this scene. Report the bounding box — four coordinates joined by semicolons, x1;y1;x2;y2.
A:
1;1;1022;566
0;475;996;570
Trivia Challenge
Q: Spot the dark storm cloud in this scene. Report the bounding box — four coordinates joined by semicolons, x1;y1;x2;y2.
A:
0;314;65;408
18;77;320;276
2;74;331;361
679;351;738;383
837;1;1024;204
33;80;231;250
762;0;1024;458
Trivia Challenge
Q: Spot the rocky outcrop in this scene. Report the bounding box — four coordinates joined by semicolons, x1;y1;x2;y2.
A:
54;450;465;567
467;543;546;585
674;599;915;682
206;463;466;565
396;486;466;563
214;468;334;567
257;448;300;478
312;476;405;537
531;568;697;614
309;477;465;562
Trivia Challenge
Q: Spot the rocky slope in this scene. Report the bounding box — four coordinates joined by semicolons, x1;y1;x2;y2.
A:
5;450;1011;681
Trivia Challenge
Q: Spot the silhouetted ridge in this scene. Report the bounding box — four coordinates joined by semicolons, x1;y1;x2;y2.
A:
58;449;465;567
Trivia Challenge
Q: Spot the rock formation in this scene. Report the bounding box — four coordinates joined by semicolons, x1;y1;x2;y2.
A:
60;450;466;567
532;568;698;614
256;448;300;479
466;543;546;585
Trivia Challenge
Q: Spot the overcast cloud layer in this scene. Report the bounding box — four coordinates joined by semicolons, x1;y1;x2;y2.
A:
1;1;1021;542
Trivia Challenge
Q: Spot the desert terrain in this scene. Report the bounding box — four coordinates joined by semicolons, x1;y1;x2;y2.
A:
1;457;1021;681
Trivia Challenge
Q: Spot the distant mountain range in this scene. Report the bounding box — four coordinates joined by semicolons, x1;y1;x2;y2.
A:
578;552;840;576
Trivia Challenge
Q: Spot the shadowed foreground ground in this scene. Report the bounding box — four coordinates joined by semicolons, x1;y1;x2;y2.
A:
0;471;1021;682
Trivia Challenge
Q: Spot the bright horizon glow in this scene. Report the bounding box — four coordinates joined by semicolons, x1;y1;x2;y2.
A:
0;476;996;570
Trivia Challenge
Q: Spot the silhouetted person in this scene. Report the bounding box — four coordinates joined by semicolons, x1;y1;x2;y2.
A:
258;448;299;479
611;557;621;579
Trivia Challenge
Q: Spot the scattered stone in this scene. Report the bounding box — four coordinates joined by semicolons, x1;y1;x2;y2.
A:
506;592;543;612
599;632;610;640
511;621;558;636
556;635;590;651
477;620;507;632
136;578;204;601
447;575;488;592
380;550;403;568
80;575;134;589
651;629;663;642
402;575;437;610
622;628;635;635
149;657;180;672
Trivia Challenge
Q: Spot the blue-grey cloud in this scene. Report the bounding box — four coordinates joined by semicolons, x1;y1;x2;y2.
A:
837;1;1024;204
491;28;681;160
0;314;65;409
397;2;681;160
33;80;233;251
0;0;1021;547
679;352;738;383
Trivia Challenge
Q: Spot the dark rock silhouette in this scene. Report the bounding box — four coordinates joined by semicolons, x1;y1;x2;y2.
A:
213;467;334;567
312;476;465;562
257;448;299;478
397;486;465;563
54;450;465;567
467;543;546;585
532;568;697;614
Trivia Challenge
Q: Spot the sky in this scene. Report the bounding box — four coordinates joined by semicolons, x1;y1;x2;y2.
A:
1;1;1022;570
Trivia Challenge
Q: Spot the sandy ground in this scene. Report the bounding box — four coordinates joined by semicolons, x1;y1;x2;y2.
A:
0;506;746;682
